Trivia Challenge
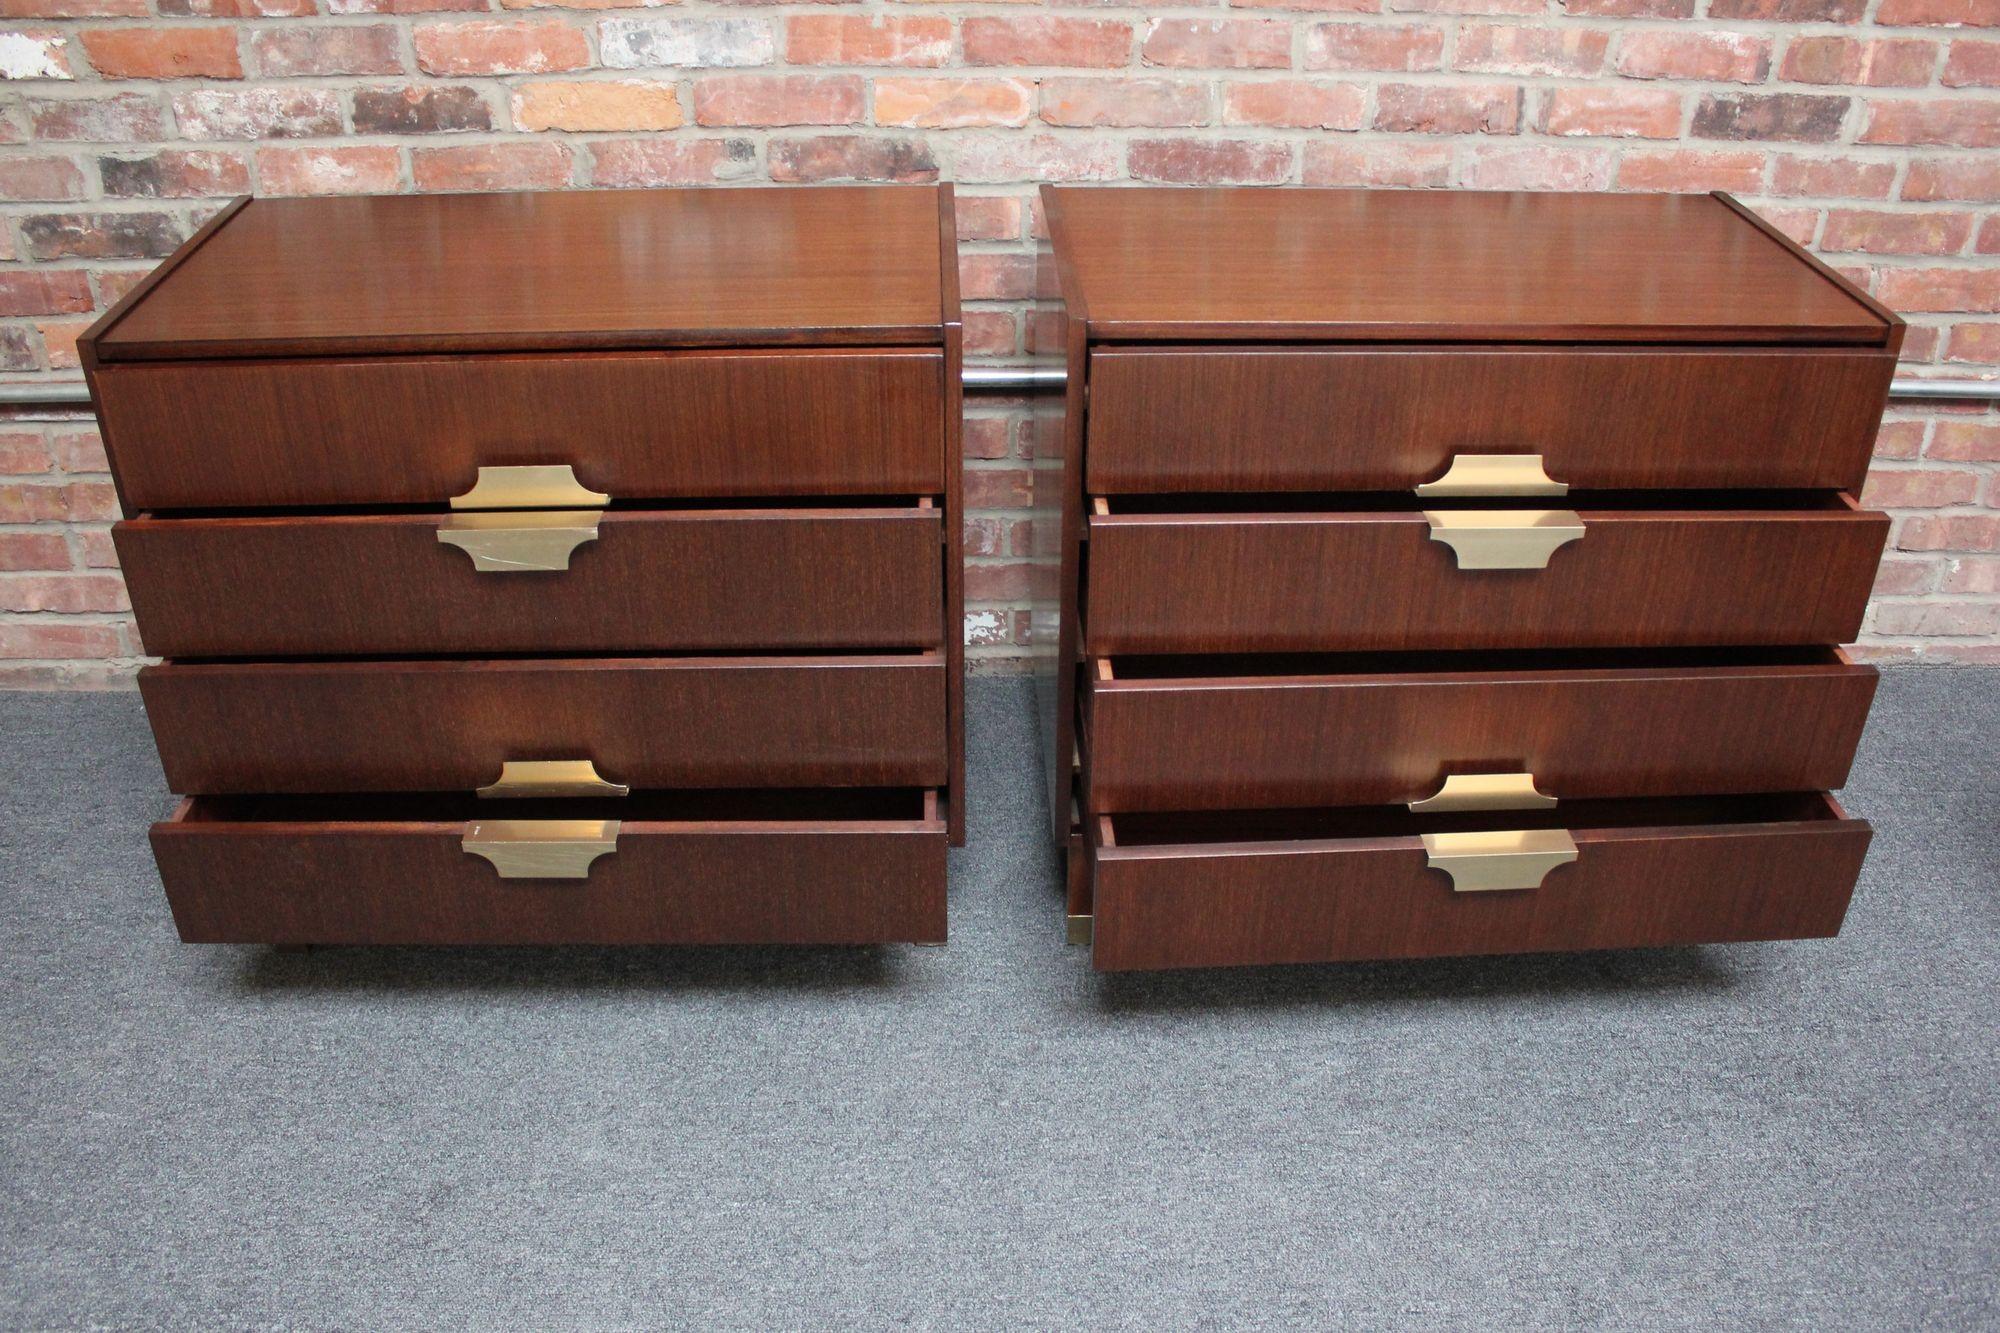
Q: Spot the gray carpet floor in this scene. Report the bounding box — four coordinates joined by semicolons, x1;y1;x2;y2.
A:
0;674;1995;1330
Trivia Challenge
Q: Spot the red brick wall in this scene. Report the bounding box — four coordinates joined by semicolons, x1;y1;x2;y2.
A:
1;4;1996;684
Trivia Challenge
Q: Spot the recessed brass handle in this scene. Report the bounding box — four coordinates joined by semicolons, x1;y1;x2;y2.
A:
1416;453;1567;498
450;464;609;511
1409;772;1556;813
477;759;630;799
1421;828;1578;893
462;819;620;879
437;511;601;572
1425;509;1584;570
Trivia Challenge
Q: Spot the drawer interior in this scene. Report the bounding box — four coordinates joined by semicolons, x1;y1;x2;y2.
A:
174;787;940;828
1093;490;1859;518
1097;645;1854;682
1102;791;1847;848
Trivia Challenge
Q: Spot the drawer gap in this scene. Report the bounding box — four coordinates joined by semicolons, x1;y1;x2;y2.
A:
134;496;941;522
1099;645;1854;681
180;787;938;825
160;647;946;668
1096;490;1857;516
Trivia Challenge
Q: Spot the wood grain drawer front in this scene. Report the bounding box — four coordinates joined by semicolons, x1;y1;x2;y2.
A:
141;655;946;796
1086;502;1887;654
95;348;944;510
1085;650;1877;812
1090;794;1869;971
153;790;946;946
116;506;941;659
1086;347;1893;494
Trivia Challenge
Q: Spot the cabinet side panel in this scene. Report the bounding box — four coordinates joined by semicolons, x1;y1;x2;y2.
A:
1030;238;1083;848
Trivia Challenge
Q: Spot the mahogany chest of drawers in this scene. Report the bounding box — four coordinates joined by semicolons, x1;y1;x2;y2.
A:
1034;187;1897;972
82;185;964;946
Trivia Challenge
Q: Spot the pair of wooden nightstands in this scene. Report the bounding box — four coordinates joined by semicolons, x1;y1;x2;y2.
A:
84;184;1895;971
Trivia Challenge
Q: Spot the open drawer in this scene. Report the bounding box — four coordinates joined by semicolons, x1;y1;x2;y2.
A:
141;652;947;795
152;788;946;946
1087;793;1869;971
117;501;943;659
1084;492;1887;654
1083;647;1877;812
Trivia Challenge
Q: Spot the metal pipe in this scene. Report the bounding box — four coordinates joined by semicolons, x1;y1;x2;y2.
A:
5;370;1998;406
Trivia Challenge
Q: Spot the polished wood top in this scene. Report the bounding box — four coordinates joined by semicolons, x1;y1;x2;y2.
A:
1043;188;1891;346
91;186;949;361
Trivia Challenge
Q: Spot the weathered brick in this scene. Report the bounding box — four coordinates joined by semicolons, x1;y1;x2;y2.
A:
786;16;951;68
1905;157;2000;201
1303;22;1443;71
1781;37;1938;87
1543;87;1683;139
1129;138;1292;185
588;138;756;187
0;29;72;78
0;623;126;660
513;80;682;132
1375;83;1519;134
49;428;105;472
1615;148;1768;193
1821;208;1975;255
1462;144;1615;190
1041;78;1209;128
1615;32;1769;83
352;85;491;134
952;134;1120;183
1560;0;1693;14
1862;468;1982;507
251;25;403;78
328;0;483;12
257;145;402;195
173;88;340;139
1877;267;2000;312
1389;0;1544;13
1709;0;1864;18
876;78;1033;129
954;196;1021;243
0;155;87;200
1769;154;1897;199
1230;0;1381;9
960;253;1035;300
411;141;572;192
74;527;117;568
1692;93;1849;143
1872;557;1938;595
1301;140;1452;186
0;431;53;473
1454;24;1607;76
769;136;939;183
964;467;1032;509
963;562;1031;602
1943;40;2000;86
965;18;1130;69
1874;419;1928;459
1942;557;2000;594
1862;99;2000;149
1876;0;2000;25
0;532;71;571
1223;80;1365;129
99;149;247;198
1930;422;2000;460
599;18;774;70
1981;217;2000;255
1141;19;1288;69
0;574;128;613
28;93;165;141
1899;514;2000;551
963;417;1011;461
963;309;1017;358
0;329;32;373
0;480;116;523
19;210;180;261
694;75;862;127
413;20;586;76
166;0;317;13
79;26;242;79
1874;602;2000;636
93;269;147;306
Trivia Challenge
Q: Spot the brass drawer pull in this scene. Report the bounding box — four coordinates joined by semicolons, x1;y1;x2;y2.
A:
462;819;620;879
1425;509;1584;570
437;511;601;572
1416;453;1567;498
450;464;609;511
1410;772;1555;813
1421;829;1577;893
477;759;629;799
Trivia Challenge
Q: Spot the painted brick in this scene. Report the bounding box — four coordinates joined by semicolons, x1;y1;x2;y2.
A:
1454;24;1608;77
1615;32;1770;84
0;155;88;200
1129;138;1293;185
599;18;774;70
413;20;587;76
1222;80;1365;129
99;148;248;198
79;26;243;79
1303;22;1443;71
769;136;939;183
1543;87;1683;139
1041;78;1209;128
588;138;756;187
877;79;1034;129
1821;208;1975;255
257;144;402;195
1301;140;1453;186
786;17;952;69
1141;19;1290;69
0;30;73;78
513;81;683;132
1374;83;1520;134
251;25;403;78
411;141;571;192
964;18;1130;69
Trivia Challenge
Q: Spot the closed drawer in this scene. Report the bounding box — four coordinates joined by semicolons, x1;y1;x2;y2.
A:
1089;793;1869;971
116;504;942;659
141;653;946;795
1086;495;1887;654
1084;648;1877;812
1086;346;1892;494
152;789;946;946
94;348;943;510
